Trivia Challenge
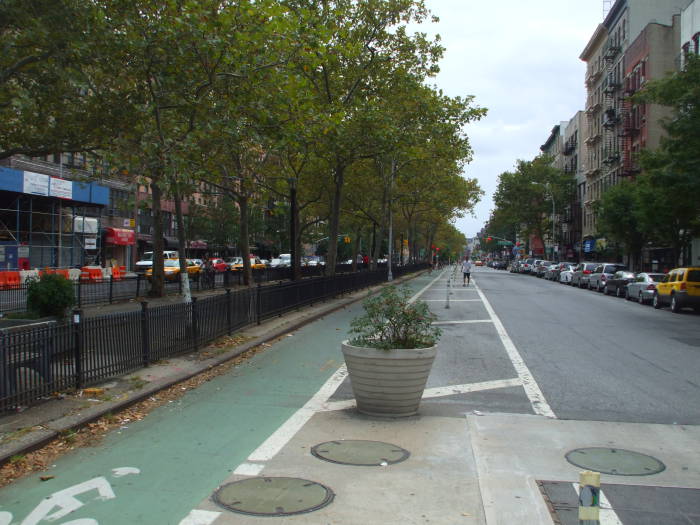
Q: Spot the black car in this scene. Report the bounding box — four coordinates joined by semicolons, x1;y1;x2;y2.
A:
604;271;636;297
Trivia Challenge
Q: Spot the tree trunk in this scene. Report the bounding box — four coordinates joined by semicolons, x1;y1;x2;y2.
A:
149;178;165;297
290;183;301;281
239;193;252;286
326;162;345;275
173;186;192;303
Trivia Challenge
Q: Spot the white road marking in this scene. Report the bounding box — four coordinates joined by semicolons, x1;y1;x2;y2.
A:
422;378;522;398
319;378;523;411
424;299;481;302
233;462;265;476
179;509;222;525
432;320;493;325
473;280;556;418
247;365;348;461
408;268;448;303
573;483;624;524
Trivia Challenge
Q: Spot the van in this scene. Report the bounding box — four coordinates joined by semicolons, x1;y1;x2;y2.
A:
135;251;179;273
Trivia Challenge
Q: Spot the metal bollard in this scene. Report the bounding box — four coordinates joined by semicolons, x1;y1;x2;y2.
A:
578;470;600;524
445;275;451;309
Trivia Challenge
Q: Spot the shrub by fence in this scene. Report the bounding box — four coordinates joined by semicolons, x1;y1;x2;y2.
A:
1;264;428;411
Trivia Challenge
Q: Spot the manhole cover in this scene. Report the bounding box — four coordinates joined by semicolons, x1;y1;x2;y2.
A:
311;439;410;466
565;447;665;476
213;477;334;516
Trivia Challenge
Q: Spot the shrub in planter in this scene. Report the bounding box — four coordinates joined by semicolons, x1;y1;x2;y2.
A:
26;273;75;319
348;286;441;349
343;286;441;417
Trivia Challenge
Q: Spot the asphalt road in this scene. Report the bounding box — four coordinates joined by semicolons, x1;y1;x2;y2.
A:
472;266;700;425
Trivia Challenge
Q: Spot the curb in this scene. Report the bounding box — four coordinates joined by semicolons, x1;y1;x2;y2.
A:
0;271;425;467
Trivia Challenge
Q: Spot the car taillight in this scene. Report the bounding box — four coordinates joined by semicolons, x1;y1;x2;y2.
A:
646;284;655;290
583;270;591;274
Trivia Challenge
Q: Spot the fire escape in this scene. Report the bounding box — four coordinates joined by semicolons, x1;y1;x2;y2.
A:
620;78;641;177
602;38;621;168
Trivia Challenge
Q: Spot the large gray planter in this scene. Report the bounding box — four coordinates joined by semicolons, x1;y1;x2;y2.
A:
341;340;437;417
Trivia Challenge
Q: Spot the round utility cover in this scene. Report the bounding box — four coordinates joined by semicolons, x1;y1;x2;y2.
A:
311;439;410;466
213;477;334;516
565;447;665;476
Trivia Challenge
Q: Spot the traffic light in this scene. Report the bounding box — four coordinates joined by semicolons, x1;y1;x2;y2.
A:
487;237;493;242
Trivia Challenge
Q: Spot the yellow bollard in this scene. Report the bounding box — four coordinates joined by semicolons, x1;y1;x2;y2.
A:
578;470;600;524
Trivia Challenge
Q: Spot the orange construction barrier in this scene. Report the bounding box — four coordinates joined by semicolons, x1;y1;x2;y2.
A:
111;265;122;280
55;269;70;280
3;271;21;289
0;272;7;288
81;267;103;282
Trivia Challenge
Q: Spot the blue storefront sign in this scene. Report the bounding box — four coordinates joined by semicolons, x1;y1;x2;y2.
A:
583;239;596;253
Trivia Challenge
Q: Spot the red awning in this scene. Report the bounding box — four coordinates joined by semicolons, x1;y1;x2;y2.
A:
104;227;135;245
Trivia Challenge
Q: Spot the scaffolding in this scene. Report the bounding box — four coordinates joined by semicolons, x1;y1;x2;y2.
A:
0;192;102;270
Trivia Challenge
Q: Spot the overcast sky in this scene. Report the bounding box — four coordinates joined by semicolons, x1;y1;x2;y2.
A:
415;1;606;238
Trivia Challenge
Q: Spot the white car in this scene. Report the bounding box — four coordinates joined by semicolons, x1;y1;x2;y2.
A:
559;266;575;284
135;250;178;273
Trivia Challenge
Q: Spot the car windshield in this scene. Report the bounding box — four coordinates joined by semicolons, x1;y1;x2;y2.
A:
687;270;700;282
164;260;179;268
619;272;635;278
141;253;153;261
604;264;626;273
647;273;665;281
584;263;597;271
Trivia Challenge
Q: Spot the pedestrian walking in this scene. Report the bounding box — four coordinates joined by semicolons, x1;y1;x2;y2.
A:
461;257;472;287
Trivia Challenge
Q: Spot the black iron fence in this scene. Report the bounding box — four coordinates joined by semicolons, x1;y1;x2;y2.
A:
1;264;428;411
0;264;382;315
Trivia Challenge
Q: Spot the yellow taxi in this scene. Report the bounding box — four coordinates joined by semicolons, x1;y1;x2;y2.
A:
653;267;700;313
230;256;266;271
146;259;201;281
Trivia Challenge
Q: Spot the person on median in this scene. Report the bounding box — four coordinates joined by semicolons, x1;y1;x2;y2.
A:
461;257;472;287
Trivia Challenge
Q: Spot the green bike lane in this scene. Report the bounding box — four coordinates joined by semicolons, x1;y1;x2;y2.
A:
0;273;434;525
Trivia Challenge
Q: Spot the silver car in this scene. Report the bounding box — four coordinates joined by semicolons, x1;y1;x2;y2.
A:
625;272;667;304
571;262;598;288
559;265;575;284
588;263;627;292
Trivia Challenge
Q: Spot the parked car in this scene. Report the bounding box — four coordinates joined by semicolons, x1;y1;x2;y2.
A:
625;272;666;304
534;260;553;278
135;250;179;274
545;262;571;281
225;256;242;269
559;265;575;284
209;258;229;272
145;259;200;281
653;267;700;313
571;262;599;288
588;263;627;292
518;258;536;274
509;260;521;273
474;260;484;266
604;270;636;297
230;256;266;271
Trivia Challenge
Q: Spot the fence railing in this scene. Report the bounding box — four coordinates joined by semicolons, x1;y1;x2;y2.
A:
0;264;382;315
1;264;428;411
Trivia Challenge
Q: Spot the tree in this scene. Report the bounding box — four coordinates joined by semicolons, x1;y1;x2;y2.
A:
492;155;574;254
0;0;132;159
593;179;645;269
286;0;443;273
633;53;700;264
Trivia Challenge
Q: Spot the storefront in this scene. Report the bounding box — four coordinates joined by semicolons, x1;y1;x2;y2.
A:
103;227;136;269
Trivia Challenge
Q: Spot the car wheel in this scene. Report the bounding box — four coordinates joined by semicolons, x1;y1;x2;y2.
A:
670;294;681;313
653;292;661;309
